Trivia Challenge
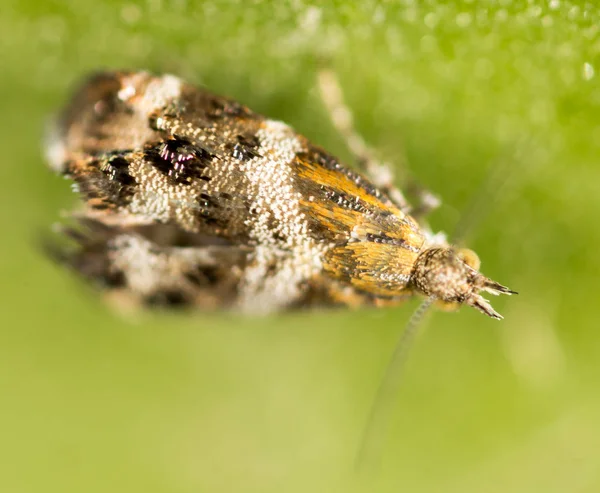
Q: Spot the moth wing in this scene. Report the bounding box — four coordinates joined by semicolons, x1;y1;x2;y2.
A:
45;216;251;310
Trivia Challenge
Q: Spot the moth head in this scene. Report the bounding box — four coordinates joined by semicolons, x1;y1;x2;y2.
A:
410;247;516;319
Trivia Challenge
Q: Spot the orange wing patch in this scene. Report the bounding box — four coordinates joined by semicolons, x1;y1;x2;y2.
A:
293;146;425;297
325;242;419;297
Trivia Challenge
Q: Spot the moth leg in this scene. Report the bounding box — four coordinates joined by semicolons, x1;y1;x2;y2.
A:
47;218;248;310
317;69;411;211
317;69;442;220
404;182;442;223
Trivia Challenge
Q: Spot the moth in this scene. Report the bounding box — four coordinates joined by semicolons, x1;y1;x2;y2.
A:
44;70;515;318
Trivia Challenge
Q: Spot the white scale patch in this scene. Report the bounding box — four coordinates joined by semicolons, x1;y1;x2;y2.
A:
118;72;183;113
117;74;207;231
128;159;200;228
108;233;219;296
109;234;173;296
236;119;326;312
44;119;67;174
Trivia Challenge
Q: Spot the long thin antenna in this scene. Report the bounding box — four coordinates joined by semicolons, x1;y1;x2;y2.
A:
355;298;434;473
451;144;524;246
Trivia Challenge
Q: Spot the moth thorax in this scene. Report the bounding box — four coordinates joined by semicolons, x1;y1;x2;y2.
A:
410;247;515;319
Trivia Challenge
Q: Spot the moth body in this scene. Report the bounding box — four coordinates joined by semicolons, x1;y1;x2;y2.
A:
46;71;513;316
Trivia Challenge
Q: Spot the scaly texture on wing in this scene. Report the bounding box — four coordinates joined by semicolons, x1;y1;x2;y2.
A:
46;71;427;311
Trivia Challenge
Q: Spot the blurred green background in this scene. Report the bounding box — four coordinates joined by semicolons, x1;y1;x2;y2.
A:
1;1;599;492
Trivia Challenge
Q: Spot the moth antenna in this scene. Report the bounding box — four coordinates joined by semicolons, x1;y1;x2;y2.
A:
451;144;523;246
355;298;434;473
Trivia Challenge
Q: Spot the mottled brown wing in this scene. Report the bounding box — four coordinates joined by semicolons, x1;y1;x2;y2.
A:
46;216;251;309
47;72;269;241
46;71;427;309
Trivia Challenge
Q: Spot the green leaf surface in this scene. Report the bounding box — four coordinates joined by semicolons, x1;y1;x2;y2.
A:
1;1;599;492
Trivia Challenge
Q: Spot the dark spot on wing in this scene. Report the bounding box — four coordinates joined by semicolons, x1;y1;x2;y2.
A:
228;134;262;161
198;192;221;209
71;153;137;210
144;290;189;308
103;156;136;187
205;95;253;120
365;232;417;251
185;266;221;287
145;137;214;185
323;188;368;213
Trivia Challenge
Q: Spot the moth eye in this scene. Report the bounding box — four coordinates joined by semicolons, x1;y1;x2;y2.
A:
457;248;481;270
